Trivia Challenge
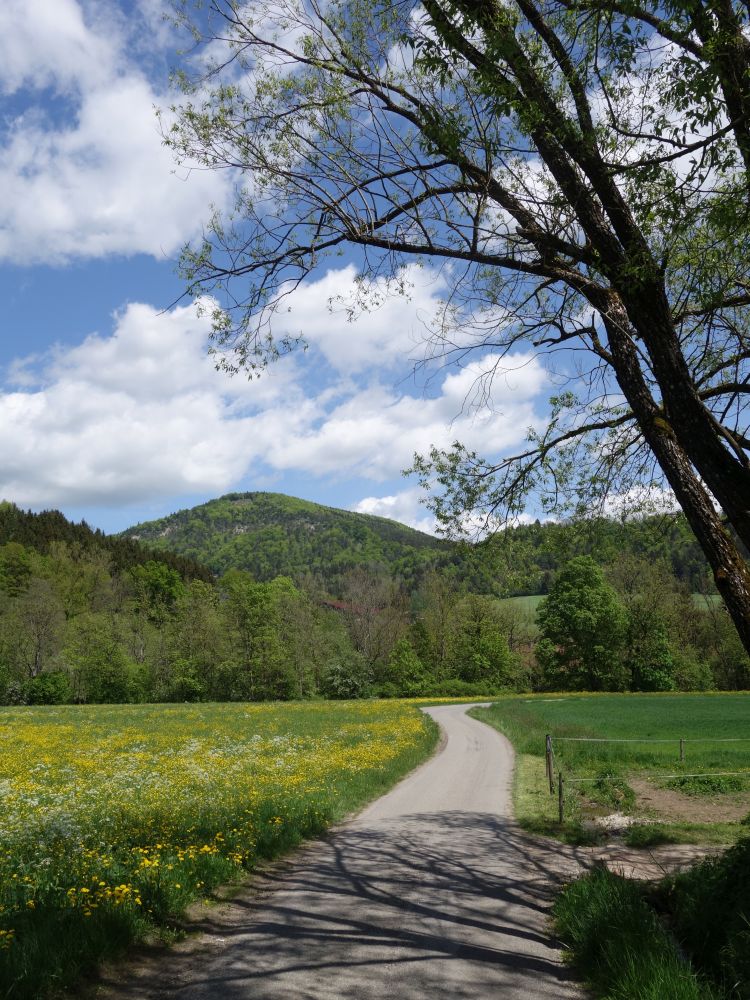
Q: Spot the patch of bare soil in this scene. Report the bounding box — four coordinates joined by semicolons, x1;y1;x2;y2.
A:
630;776;750;823
586;842;723;881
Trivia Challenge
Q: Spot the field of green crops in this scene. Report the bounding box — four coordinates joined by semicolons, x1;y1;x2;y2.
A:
0;701;437;999
473;693;750;843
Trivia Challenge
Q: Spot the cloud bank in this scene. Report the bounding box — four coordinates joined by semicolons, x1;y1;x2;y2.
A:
0;267;549;514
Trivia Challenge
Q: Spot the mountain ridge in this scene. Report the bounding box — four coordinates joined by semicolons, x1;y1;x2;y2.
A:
122;491;453;593
120;490;712;598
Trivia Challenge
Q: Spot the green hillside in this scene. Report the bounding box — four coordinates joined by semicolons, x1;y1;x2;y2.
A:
121;491;714;599
122;492;456;593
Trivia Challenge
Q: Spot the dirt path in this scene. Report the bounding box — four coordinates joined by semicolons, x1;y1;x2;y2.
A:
97;704;585;999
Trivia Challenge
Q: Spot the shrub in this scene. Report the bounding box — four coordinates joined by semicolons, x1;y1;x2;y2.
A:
25;671;72;705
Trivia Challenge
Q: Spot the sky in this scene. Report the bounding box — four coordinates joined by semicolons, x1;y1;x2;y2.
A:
0;0;553;536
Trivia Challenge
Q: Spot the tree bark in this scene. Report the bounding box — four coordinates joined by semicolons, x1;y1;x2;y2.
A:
602;294;750;653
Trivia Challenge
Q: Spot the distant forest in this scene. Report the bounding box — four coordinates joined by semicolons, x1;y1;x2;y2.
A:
0;494;746;705
123;492;714;598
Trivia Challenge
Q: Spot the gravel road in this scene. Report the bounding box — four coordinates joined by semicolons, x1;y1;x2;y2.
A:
98;703;585;1000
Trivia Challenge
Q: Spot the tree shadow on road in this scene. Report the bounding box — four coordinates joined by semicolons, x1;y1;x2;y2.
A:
98;812;586;999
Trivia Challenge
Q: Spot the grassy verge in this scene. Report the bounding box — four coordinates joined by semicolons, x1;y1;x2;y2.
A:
660;837;750;998
554;837;750;999
553;867;718;999
471;693;750;845
0;700;438;999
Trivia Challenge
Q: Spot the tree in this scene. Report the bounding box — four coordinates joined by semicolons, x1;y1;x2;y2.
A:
607;555;680;690
536;556;627;690
0;543;32;598
338;568;408;673
129;561;185;625
383;637;428;695
7;579;66;681
169;579;228;697
219;571;302;699
64;612;136;703
410;570;457;678
447;594;521;688
168;0;750;654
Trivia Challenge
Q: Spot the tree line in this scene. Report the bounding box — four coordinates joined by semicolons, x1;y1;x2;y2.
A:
1;526;746;705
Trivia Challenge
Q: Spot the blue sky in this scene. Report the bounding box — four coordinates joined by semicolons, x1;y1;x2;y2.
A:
0;0;551;535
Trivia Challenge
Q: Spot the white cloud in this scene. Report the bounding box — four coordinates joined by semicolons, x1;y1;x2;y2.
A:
0;301;296;507
270;263;448;374
601;486;680;520
0;0;116;94
0;277;549;515
246;348;548;480
0;1;232;263
354;487;438;535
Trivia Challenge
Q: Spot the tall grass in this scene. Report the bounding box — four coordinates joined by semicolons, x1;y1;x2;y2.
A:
554;837;750;999
662;837;750;998
554;867;718;1000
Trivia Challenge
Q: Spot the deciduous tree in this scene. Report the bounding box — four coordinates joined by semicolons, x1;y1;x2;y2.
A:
167;0;750;652
536;557;627;689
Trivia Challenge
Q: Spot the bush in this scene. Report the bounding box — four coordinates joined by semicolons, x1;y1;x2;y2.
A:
589;770;636;812
383;639;428;696
26;671;72;705
321;653;373;699
671;649;715;691
666;774;746;796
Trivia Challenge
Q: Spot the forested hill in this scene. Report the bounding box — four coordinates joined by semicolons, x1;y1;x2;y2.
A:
122;492;454;593
121;491;713;597
0;502;213;582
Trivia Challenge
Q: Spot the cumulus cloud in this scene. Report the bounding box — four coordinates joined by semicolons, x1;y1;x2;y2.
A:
270;264;447;374
0;301;295;507
0;0;231;263
601;486;680;519
255;353;546;480
0;0;116;94
0;278;550;512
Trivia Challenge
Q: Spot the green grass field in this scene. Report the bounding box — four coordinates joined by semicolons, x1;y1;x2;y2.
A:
473;693;750;844
0;701;438;999
498;593;721;612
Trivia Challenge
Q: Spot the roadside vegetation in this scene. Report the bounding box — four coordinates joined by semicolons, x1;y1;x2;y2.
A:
554;838;750;999
0;700;437;999
478;692;750;997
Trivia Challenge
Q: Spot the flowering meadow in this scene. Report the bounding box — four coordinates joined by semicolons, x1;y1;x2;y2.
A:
0;700;437;998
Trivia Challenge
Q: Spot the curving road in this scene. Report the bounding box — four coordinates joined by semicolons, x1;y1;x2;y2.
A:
99;704;585;999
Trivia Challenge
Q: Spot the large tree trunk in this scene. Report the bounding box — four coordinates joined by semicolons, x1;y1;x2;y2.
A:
603;295;750;654
614;275;750;551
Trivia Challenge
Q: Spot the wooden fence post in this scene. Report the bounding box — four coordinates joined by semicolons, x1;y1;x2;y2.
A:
546;734;554;794
680;738;685;763
558;771;565;824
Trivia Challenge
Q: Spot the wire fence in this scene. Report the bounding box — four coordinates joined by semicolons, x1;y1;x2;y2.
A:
552;737;750;743
544;732;750;821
